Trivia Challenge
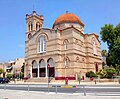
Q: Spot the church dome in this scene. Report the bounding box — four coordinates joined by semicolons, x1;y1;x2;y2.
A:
53;12;84;28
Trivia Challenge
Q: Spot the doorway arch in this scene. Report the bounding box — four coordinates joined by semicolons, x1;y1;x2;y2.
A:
32;60;38;77
47;58;55;77
39;59;46;77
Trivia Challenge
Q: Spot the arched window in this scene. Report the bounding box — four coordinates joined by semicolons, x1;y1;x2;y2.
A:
64;43;67;50
92;39;97;55
36;22;40;31
28;22;33;31
28;24;30;31
64;57;70;67
63;39;69;50
38;35;46;53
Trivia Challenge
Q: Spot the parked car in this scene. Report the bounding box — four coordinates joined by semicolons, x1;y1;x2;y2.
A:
0;78;10;84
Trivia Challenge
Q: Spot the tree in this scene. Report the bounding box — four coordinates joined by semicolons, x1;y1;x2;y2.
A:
0;68;4;77
101;50;108;67
101;50;108;57
21;63;25;78
98;67;117;78
100;23;120;68
21;63;24;73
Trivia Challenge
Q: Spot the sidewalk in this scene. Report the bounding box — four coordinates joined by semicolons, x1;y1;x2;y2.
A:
0;89;120;99
9;80;120;85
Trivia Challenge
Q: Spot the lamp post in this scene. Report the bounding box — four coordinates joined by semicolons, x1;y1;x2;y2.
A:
47;64;50;92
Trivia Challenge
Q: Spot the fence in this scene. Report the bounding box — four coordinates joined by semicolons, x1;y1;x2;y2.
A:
0;84;87;96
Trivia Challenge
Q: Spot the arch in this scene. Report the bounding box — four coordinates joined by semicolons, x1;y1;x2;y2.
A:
36;22;40;31
47;58;55;77
47;58;55;67
32;60;37;68
36;32;49;41
28;33;32;39
63;39;69;50
39;59;46;77
32;60;38;77
64;56;70;67
39;59;46;68
63;39;69;44
28;21;33;31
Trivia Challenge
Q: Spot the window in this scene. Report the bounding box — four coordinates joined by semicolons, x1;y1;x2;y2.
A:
38;35;46;53
65;58;69;67
64;43;67;50
28;33;32;39
36;22;40;31
28;22;33;31
63;39;68;50
93;40;97;54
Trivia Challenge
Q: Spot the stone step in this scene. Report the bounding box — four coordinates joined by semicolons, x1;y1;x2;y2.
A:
26;78;48;83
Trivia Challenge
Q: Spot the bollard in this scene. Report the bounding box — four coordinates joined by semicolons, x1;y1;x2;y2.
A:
28;84;29;92
95;79;96;84
55;85;57;94
83;85;86;96
119;78;120;84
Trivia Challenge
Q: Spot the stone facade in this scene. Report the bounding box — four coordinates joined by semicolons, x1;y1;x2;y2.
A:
24;11;102;80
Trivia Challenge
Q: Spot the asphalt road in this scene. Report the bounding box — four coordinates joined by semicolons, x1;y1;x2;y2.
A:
0;84;120;96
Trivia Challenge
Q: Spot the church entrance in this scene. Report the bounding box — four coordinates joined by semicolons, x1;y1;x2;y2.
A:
49;67;55;77
40;68;46;77
47;58;55;77
32;60;38;77
32;69;38;77
39;59;46;77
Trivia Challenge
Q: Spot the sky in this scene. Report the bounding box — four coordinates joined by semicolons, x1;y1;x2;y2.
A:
0;0;120;62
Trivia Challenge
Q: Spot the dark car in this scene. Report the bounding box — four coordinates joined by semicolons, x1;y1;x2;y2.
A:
0;78;10;84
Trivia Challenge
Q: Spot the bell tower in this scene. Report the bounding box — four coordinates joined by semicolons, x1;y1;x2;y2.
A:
25;11;44;41
25;11;44;77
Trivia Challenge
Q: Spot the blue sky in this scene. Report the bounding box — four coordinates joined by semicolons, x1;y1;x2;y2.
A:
0;0;120;62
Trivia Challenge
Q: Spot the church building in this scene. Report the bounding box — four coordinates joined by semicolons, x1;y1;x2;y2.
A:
24;11;102;81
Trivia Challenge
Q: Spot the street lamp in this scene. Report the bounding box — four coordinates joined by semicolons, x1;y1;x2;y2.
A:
47;64;50;92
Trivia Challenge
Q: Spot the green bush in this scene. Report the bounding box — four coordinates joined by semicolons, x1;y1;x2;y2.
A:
6;74;13;80
98;67;117;78
86;71;97;78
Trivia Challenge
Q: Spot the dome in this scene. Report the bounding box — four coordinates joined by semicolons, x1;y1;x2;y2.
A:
53;12;84;28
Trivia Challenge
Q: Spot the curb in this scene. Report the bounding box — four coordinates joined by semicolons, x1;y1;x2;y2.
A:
51;85;76;88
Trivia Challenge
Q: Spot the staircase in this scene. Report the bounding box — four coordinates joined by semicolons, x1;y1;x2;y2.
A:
26;78;48;83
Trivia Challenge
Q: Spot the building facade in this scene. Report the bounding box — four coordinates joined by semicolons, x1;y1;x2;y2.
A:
24;11;102;80
0;58;24;78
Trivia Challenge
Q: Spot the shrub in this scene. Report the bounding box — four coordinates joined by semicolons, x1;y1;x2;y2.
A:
98;67;117;78
86;71;97;78
6;74;13;80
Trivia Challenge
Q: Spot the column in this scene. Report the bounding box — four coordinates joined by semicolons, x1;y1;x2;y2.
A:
31;66;32;78
46;64;48;78
37;64;39;78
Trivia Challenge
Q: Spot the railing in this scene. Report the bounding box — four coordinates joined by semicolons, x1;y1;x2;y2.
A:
0;84;87;96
